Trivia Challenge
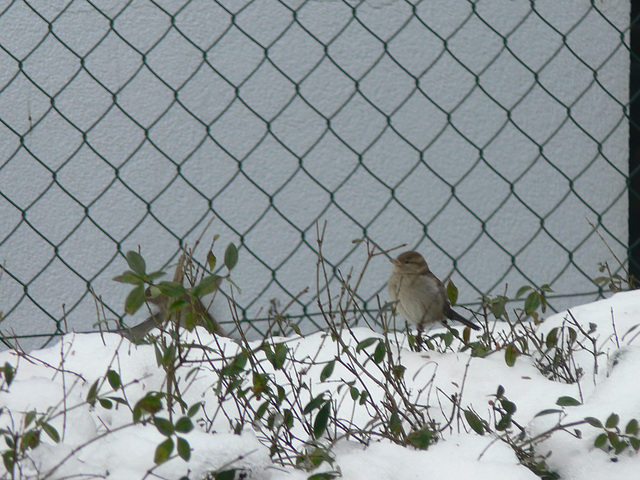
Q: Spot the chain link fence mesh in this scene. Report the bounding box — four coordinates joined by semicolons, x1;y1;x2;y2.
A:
0;0;635;349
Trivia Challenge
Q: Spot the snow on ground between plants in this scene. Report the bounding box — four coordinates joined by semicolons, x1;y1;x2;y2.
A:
0;290;638;479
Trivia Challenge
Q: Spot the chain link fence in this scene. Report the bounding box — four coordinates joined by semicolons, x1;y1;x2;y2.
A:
0;0;635;350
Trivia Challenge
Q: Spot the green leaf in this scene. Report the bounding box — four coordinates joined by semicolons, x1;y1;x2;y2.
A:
113;271;143;285
169;298;188;312
524;292;541;315
225;276;242;294
606;413;620;429
146;285;161;299
86;379;99;407
107;370;121;391
214;470;237;480
2;362;14;386
23;410;36;428
158;281;186;298
489;296;507;319
496;414;512;431
267;413;276;430
406;427;435;450
283;409;294;429
252;372;269;397
153;344;163;368
187;402;202;418
126;251;146;276
556;396;582;407
207;251;217;271
626;419;639;435
303;395;326;415
350;387;359;400
134;392;164;418
41;423;60;443
224;243;239;271
147;270;166;281
442;330;454;347
98;398;113;409
546;328;558;349
154;438;174;464
256;401;269;420
184;309;198;331
463;326;470;343
308;473;340;480
221;352;248;376
274;343;288;370
2;451;15;472
125;284;146;315
373;340;386;364
263;343;285;370
446;280;458;306
177;436;191;461
313;402;331;439
389;410;402;435
613;436;628;454
356;337;378;352
19;430;40;451
191;275;221;298
464;410;485;435
500;399;517;415
24;411;36;428
594;433;608;450
516;286;533;298
159;344;175;367
392;365;406;380
516;337;529;355
584;417;603;428
302;446;330;467
320;360;335;382
154;417;174;436
276;385;286;404
505;344;519;367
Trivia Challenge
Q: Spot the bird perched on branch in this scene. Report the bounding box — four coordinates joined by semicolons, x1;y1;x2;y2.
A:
388;250;480;332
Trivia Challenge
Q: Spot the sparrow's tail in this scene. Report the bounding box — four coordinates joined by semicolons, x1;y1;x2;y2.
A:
445;306;481;331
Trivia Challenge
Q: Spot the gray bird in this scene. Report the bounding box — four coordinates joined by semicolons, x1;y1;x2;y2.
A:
388;250;480;332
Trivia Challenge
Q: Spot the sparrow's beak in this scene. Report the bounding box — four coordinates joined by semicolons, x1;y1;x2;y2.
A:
390;258;400;266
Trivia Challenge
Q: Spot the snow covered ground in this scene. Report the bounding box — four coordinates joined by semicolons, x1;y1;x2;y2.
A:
0;290;639;480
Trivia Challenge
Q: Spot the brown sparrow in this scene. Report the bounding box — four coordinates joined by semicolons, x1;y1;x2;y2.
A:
388;251;480;332
121;292;227;343
120;254;226;343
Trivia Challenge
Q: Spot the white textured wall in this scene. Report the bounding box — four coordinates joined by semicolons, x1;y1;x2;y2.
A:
0;0;630;349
